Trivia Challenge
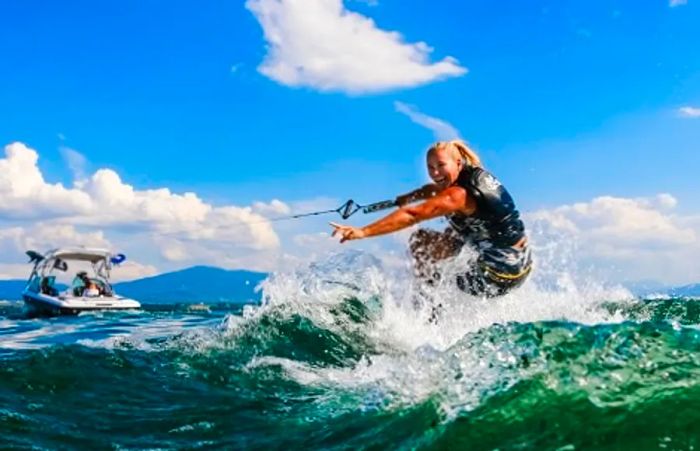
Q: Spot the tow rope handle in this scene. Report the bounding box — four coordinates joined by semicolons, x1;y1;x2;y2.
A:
336;199;397;219
361;199;397;215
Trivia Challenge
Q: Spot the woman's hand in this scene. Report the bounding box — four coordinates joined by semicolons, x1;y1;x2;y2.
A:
329;222;367;243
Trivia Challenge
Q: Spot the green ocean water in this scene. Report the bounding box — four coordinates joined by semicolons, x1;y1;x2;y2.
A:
1;259;699;449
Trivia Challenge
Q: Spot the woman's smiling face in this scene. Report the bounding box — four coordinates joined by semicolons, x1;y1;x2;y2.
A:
427;147;463;190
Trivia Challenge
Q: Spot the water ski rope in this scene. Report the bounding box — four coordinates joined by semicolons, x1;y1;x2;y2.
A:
263;198;397;225
155;199;399;237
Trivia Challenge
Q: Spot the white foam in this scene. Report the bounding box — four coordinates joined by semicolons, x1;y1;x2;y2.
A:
225;236;640;417
249;236;633;354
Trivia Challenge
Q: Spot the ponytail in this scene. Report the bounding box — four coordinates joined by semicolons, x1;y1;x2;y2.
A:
450;140;482;168
428;140;483;168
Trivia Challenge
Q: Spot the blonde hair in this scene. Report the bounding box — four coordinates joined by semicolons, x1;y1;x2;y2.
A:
428;140;483;168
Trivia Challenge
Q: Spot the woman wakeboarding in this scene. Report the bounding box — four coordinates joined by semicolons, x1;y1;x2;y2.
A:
330;140;532;297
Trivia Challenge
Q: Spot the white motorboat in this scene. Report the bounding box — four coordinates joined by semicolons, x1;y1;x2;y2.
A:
22;247;141;315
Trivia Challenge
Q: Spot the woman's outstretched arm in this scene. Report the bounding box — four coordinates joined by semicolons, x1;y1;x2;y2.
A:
331;186;475;243
395;183;440;206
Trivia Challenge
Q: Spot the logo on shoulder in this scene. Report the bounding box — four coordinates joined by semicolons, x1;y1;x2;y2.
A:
482;173;502;191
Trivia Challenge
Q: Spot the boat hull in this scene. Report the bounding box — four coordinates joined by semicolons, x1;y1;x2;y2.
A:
22;291;141;316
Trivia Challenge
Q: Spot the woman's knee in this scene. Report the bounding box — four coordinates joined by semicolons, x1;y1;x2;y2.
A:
409;228;434;241
409;229;438;255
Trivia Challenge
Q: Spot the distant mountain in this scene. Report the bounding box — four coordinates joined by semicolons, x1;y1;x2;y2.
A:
114;266;268;304
0;266;268;304
622;280;700;298
0;280;69;300
0;280;28;301
2;268;698;302
623;280;671;297
669;283;700;298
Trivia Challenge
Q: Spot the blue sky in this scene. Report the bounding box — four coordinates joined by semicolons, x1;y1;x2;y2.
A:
1;0;699;284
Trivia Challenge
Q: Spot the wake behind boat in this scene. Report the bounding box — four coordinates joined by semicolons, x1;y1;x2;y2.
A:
22;247;140;315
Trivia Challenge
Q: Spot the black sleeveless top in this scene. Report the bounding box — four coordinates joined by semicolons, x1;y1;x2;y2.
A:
446;166;525;247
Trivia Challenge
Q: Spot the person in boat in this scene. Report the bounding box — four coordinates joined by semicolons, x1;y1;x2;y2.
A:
330;140;531;297
72;272;86;296
74;271;102;297
85;281;101;297
40;277;59;296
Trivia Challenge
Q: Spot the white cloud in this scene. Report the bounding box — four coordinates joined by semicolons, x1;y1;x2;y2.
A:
0;263;34;280
196;206;280;250
0;142;284;277
0;223;111;262
77;168;216;230
527;194;700;285
394;101;461;141
678;106;700;117
530;195;694;247
0;142;92;219
670;0;688;7
157;238;189;262
110;260;158;282
252;199;292;217
245;0;466;94
0;143;408;279
2;143;280;250
27;224;112;251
